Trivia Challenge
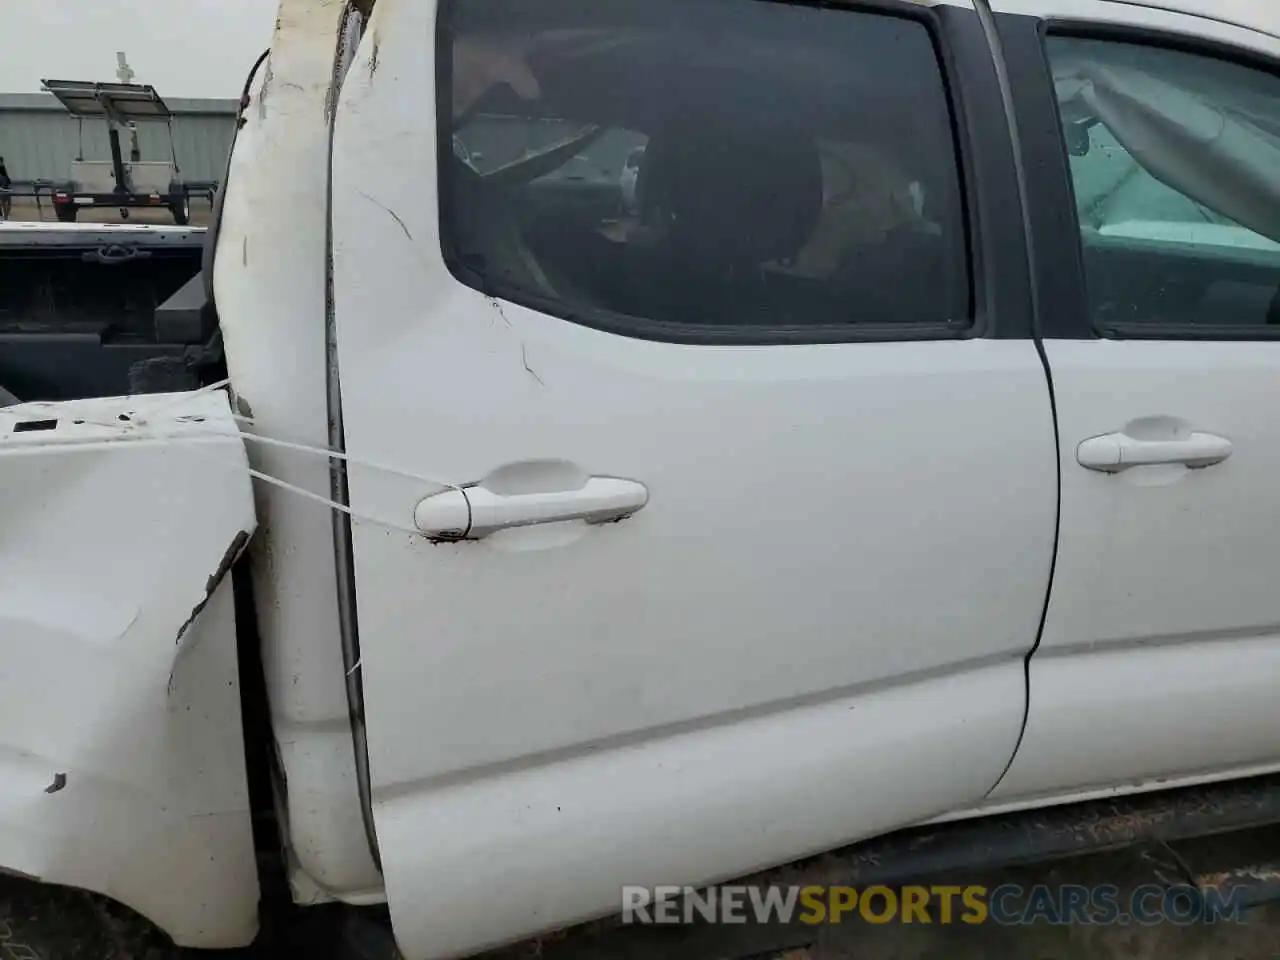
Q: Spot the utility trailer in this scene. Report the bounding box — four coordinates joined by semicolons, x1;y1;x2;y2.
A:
42;79;193;226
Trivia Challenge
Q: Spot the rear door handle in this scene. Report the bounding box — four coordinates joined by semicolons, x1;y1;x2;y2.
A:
1077;432;1232;473
415;476;649;539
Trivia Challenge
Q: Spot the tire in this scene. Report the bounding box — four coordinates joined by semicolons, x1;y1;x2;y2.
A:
0;876;178;960
55;205;77;223
171;195;191;226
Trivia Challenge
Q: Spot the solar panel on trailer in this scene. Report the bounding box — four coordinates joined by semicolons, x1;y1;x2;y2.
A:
40;80;173;120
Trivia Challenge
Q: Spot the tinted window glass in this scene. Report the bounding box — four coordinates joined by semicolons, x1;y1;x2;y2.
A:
439;0;969;340
1047;36;1280;332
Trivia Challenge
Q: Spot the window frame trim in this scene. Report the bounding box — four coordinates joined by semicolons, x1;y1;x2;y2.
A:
434;0;1033;345
1010;15;1280;341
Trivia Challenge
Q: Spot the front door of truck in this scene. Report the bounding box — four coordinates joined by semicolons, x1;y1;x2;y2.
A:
330;0;1057;956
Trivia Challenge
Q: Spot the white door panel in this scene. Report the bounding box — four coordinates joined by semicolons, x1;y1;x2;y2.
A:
1036;342;1280;653
338;298;1056;960
332;0;1055;955
997;343;1280;799
375;662;1026;960
991;637;1280;803
345;323;1055;786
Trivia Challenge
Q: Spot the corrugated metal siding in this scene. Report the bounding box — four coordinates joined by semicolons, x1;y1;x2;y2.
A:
0;94;236;183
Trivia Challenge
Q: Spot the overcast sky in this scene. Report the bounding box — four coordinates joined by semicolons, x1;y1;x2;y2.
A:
0;0;278;99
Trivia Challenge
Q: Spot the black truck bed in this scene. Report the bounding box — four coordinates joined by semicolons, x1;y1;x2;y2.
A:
0;223;219;402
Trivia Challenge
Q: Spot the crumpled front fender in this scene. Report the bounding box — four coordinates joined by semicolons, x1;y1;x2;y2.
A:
0;390;260;949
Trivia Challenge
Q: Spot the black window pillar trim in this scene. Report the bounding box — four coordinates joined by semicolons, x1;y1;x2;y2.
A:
992;11;1094;340
933;3;1035;340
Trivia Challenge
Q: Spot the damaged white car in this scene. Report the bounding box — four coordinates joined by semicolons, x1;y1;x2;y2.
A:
3;0;1280;957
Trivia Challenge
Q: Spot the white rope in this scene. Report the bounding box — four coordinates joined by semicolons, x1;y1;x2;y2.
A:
2;383;463;534
244;464;423;536
233;419;464;491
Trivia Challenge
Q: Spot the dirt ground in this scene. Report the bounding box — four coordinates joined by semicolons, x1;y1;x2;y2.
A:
2;196;214;227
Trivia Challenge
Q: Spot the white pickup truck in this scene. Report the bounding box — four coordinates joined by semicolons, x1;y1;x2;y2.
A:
3;0;1280;957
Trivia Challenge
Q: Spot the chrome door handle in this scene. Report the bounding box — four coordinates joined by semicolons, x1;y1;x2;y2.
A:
1077;432;1232;473
415;476;649;539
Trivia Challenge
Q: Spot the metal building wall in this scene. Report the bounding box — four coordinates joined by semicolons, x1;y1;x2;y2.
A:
0;94;237;183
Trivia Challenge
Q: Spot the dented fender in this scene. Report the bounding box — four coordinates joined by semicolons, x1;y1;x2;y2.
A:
0;390;260;949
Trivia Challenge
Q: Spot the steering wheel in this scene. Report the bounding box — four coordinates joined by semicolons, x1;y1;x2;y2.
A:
448;153;561;301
